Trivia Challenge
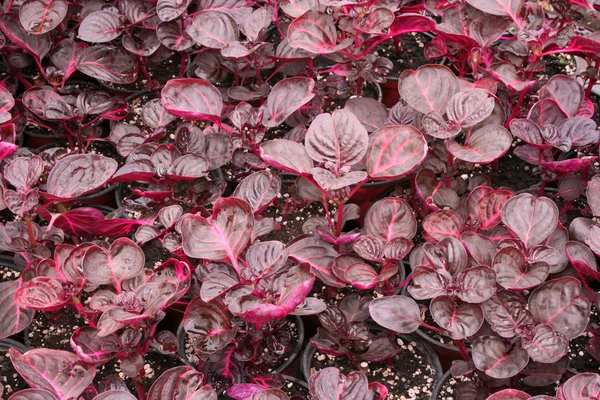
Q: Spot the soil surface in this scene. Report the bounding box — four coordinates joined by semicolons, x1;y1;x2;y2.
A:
375;33;432;76
568;304;600;373
101;53;182;92
0;264;20;283
281;378;312;399
26;309;85;350
1;345;28;397
310;336;439;400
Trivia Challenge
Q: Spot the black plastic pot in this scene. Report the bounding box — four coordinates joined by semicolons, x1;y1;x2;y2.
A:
176;315;304;375
430;370;452;400
301;332;443;387
0;254;20;271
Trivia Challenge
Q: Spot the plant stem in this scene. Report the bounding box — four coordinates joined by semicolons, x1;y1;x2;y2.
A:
134;380;146;400
25;216;37;248
456;339;470;361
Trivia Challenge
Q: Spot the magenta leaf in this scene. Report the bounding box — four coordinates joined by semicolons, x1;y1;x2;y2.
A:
485;390;530;400
22;88;74;120
398;64;459;115
481;291;534;339
306;109;368;170
363;197;417;241
9;348;96;399
488;62;535;92
260;139;313;174
19;0;68;35
76;45;138;84
286;235;342;288
70;327;117;364
141;98;176;129
180;198;253;272
369;295;421;334
528;277;590;340
466;0;523;26
539;75;583;118
468;187;514;230
266;77;315;127
46;154;118;200
157;0;191;21
422;210;464;241
493;246;549;290
586;175;600;217
147;366;217;400
7;389;60;400
229;263;315;324
501;193;558;249
0;13;51;60
233;170;281;214
457;266;497;303
93;390;137;400
161;78;223;122
332;254;397;290
308;368;375;400
344;98;387;133
448;124;512;164
446;88;495;128
288;10;351;54
4;155;44;190
183;297;236;353
0;280;35;338
157;20;194;51
79;11;125;43
558;373;600;400
16;277;67;310
82;238;145;288
366;125;427;179
0;141;18;163
472;336;529;378
187;11;238;49
431;296;484;339
509;119;545;146
521;324;568;363
559;117;599;148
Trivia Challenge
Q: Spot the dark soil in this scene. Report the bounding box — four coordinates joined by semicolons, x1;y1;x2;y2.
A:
24;122;62;138
375;33;433;76
100;53;182;93
480;148;540;191
95;351;183;394
141;240;172;270
323;81;381;113
0;264;20;283
568;304;600;373
437;373;562;399
1;344;28;396
310;337;439;400
281;378;312;399
26;309;86;351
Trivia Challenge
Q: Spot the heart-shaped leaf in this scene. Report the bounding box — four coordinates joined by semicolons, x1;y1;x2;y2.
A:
16;277;67;309
493;246;549;290
539;75;583;118
399;64;459;115
509;119;545;147
181;198;254;273
431;296;484;339
457;266;497;303
4;155;44;189
528;277;590;340
156;20;194;51
501;193;558;249
363;199;416;243
366;125;427;180
446;88;495;128
161;78;222;122
9;348;96;399
306;109;368;171
369;295;421;334
332;254;398;290
558;373;600;400
82;238;145;289
448;125;512;164
472;336;529;378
